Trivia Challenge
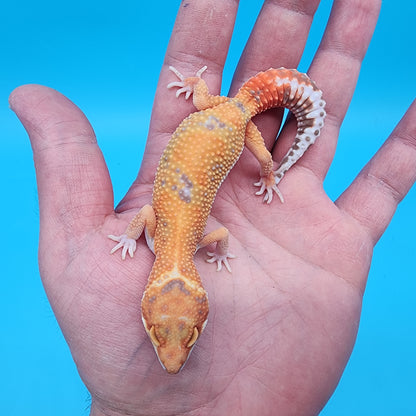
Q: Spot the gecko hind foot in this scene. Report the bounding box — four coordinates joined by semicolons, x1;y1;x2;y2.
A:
108;234;137;260
254;177;284;204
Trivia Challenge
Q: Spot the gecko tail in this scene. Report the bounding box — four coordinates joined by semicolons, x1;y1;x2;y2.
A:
236;68;327;191
236;67;326;140
236;68;325;115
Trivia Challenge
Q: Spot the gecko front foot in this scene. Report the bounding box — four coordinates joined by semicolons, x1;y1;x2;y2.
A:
206;251;236;273
167;65;207;99
254;173;284;204
108;234;137;260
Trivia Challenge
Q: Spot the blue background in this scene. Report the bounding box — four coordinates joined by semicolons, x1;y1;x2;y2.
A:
1;1;414;414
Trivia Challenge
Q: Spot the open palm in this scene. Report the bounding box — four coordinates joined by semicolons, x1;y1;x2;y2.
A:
10;1;416;415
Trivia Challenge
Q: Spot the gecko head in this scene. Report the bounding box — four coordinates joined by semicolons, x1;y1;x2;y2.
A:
141;276;209;374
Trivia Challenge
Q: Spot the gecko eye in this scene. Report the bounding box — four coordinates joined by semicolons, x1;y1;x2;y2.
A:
186;327;199;348
149;325;161;347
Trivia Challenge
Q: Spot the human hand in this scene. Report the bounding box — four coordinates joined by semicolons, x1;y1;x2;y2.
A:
9;1;416;415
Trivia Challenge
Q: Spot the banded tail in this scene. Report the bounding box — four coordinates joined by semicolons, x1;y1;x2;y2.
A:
236;68;326;185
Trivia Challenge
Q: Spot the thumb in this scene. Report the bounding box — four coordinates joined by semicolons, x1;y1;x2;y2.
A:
9;84;114;269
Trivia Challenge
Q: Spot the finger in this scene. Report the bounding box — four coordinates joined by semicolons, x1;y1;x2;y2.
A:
336;99;416;244
276;0;381;180
9;85;113;238
232;0;321;86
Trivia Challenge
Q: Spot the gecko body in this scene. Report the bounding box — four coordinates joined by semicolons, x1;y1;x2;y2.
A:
109;66;326;373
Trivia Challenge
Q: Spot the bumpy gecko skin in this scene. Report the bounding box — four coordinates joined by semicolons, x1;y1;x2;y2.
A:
109;66;326;373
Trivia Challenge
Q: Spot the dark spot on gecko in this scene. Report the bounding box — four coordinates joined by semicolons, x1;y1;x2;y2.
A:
161;279;190;296
235;101;245;112
300;118;315;128
195;295;207;304
148;295;156;303
178;189;192;203
177;173;193;203
204;115;226;131
180;174;193;188
249;89;261;103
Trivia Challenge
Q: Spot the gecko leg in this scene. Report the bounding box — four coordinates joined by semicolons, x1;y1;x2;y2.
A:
245;121;284;204
108;204;156;259
198;227;235;273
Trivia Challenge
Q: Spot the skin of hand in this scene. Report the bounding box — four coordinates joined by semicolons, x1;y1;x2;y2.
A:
9;0;416;415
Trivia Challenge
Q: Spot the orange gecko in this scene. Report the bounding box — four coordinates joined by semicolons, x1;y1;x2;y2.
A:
109;66;326;374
